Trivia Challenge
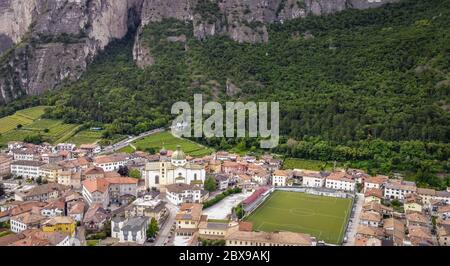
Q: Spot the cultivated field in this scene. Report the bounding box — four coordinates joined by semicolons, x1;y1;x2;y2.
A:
67;130;103;146
283;158;342;171
245;191;352;245
0;106;48;134
132;131;214;157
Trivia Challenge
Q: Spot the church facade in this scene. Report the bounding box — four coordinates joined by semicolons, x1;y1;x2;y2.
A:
144;146;206;190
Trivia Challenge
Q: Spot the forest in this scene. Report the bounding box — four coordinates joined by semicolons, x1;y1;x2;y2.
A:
0;0;448;187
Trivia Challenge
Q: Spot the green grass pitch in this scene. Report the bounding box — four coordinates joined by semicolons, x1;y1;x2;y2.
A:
245;191;352;245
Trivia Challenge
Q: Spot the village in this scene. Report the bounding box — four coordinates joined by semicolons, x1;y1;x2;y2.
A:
0;139;449;247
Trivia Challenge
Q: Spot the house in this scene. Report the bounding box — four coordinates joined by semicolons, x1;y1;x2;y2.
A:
437;205;450;221
40;199;65;217
93;154;129;171
198;220;230;239
15;183;70;202
10;212;47;233
250;169;270;186
111;216;149;245
354;235;382;246
41;153;63;164
22;229;71;246
68;201;86;222
405;212;429;227
40;163;63;183
175;203;203;236
383;218;405;246
215;151;230;161
435;191;450;205
214;174;230;190
300;170;326;188
11;148;40;161
1;201;47;222
82;177;138;208
272;170;291;187
225;230;315;246
384;180;417;200
80;144;101;155
81;178;109;208
55;143;75;152
356;226;385;239
364;188;384;204
125;195;168;223
407;225;435;246
83;204;110;232
221;161;248;174
325;172;356;192
0;233;26;246
360;211;382;227
404;194;423;213
9;235;51;246
166;183;203;205
437;225;450;246
57;171;82;189
417;188;436;205
363;175;389;192
0;154;13;179
10;160;46;179
42;216;77;237
83;166;105;179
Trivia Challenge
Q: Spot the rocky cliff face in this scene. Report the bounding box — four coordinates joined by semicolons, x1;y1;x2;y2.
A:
0;0;398;104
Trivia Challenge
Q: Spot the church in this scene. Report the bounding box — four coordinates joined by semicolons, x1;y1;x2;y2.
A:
144;146;206;191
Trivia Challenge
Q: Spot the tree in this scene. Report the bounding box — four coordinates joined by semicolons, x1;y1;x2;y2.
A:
129;169;141;179
23;134;44;144
118;166;129;177
36;176;43;185
204;176;217;192
147;218;159;239
16;124;23;129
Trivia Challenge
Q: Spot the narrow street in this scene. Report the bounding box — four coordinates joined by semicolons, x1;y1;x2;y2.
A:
344;193;364;246
155;203;179;246
75;226;86;246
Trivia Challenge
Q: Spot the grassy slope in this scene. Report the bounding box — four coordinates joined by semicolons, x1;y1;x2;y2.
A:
132;131;214;157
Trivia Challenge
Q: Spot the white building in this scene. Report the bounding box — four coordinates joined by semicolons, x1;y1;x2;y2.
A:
360;211;382;227
384;180;417;200
364;175;389;193
93;154;129;172
10;212;46;233
300;171;326;188
111;217;149;245
272;170;291;187
166;183;203;205
11;160;46;179
11;148;40;161
82;177;138;208
56;143;76;152
325;172;356;192
144;146;206;190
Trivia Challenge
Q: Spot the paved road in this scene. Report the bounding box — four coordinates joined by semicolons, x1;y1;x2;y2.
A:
155;202;179;246
100;128;165;155
344;193;364;246
75;226;86;246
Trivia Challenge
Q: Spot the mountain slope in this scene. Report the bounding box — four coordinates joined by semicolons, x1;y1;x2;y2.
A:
0;0;398;104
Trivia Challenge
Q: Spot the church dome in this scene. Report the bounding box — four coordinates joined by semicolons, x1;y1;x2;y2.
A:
160;146;167;156
172;145;186;161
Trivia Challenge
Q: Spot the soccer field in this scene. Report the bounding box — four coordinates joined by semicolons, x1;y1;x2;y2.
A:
245;191;352;245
